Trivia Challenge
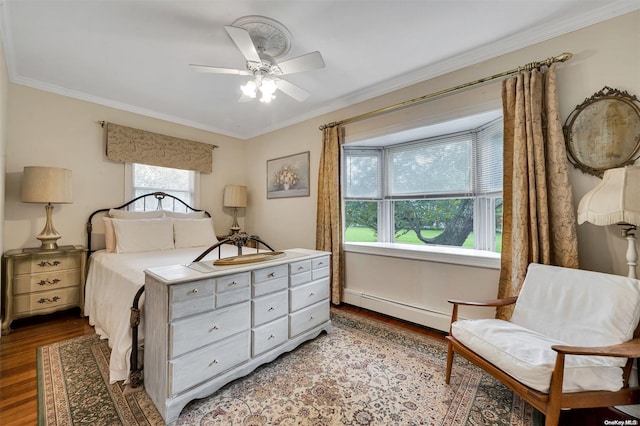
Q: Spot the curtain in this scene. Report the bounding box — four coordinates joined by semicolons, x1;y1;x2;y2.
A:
496;65;579;319
316;125;344;304
105;122;217;173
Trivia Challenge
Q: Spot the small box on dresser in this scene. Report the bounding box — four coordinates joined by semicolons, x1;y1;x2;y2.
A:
1;245;87;335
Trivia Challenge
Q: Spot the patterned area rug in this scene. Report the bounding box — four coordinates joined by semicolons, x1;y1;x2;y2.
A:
37;308;535;425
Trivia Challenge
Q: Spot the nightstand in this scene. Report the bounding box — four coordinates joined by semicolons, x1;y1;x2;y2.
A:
1;245;87;335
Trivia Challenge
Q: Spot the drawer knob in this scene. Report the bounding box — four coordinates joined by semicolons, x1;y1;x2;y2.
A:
268;334;275;340
38;278;61;286
268;307;275;311
318;262;324;266
38;296;61;304
267;272;276;278
297;266;304;271
309;292;315;297
191;288;198;294
38;260;61;268
230;281;238;286
309;316;314;321
209;359;219;366
210;325;219;332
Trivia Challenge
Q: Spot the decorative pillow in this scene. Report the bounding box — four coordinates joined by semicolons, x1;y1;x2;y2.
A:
112;217;175;253
162;210;207;219
173;218;218;248
103;217;117;253
109;208;164;219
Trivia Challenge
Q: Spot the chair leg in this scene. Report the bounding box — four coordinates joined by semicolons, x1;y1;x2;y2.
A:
544;408;561;426
445;341;454;384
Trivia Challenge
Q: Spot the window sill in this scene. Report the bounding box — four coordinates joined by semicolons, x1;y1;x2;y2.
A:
343;242;501;269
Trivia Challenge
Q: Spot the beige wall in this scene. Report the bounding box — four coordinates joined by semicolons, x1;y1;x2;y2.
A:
1;11;638;329
4;86;245;250
0;23;9;321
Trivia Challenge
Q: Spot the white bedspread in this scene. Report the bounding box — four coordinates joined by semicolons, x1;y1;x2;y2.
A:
85;244;244;383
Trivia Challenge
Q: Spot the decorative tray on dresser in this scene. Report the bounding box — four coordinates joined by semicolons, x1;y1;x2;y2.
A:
143;248;332;424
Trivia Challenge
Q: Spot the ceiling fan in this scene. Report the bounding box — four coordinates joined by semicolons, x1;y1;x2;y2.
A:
190;16;325;103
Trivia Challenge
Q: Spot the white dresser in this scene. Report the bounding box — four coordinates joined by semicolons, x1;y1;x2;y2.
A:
143;248;331;424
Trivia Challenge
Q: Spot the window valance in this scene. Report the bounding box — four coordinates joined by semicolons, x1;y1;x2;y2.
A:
105;122;218;173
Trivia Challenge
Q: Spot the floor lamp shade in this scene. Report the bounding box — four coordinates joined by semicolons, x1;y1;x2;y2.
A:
21;166;73;249
577;166;640;278
223;185;247;234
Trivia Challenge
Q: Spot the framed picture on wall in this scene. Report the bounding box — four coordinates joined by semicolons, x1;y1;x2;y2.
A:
267;151;310;199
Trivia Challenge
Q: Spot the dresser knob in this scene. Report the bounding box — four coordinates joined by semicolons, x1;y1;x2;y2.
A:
298;266;304;271
230;280;238;286
268;334;275;340
209;360;219;366
38;278;61;286
267;272;276;278
210;325;219;332
309;292;315;297
191;288;198;294
268;307;275;311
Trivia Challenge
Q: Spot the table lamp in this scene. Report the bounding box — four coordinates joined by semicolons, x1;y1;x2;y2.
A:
577;166;640;279
21;166;73;250
223;184;247;234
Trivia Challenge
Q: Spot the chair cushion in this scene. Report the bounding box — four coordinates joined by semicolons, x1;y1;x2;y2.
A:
452;318;625;393
510;264;640;347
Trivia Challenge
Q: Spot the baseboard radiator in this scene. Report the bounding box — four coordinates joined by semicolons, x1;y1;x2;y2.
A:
343;289;451;332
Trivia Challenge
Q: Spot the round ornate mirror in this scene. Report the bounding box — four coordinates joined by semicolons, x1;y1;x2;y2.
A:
563;86;640;177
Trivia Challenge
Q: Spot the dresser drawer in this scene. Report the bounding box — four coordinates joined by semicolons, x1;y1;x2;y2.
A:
289;300;330;338
216;287;251;308
290;260;311;275
252;290;288;327
290;271;312;287
253;276;287;297
289;278;330;312
13;269;80;294
252;316;288;356
312;257;329;270
312;267;330;281
169;279;215;320
216;272;250;293
170;330;250;395
252;264;288;284
14;253;81;275
13;286;80;316
170;302;250;358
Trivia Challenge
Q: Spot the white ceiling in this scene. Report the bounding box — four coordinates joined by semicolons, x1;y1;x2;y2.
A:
1;0;638;140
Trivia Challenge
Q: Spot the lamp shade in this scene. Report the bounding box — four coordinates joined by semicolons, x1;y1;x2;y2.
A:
21;166;73;204
577;166;640;227
223;185;247;208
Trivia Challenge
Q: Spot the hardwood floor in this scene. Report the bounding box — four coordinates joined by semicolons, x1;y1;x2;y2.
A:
0;304;636;425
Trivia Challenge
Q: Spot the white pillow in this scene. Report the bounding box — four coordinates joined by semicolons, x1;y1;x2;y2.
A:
109;209;164;219
112;217;175;253
162;210;207;219
173;218;218;248
103;217;117;253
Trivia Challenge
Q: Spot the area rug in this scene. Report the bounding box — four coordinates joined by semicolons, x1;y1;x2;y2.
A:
37;308;535;425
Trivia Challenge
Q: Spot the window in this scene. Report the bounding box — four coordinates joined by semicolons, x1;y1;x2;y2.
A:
129;163;197;211
343;117;502;253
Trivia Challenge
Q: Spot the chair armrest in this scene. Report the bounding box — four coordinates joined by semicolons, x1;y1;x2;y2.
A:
552;337;640;358
448;296;518;308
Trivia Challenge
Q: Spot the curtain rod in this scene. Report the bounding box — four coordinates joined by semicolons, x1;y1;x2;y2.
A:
319;52;573;131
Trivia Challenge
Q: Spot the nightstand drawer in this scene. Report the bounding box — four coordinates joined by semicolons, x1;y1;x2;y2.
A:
13;269;81;294
14;254;81;275
13;286;80;316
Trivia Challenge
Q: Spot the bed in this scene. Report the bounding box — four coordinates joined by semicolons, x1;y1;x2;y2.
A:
84;192;269;385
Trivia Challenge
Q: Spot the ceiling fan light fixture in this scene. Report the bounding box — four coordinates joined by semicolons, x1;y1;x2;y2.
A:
240;79;258;98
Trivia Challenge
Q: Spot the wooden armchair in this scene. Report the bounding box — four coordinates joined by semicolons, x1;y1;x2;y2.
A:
445;263;640;426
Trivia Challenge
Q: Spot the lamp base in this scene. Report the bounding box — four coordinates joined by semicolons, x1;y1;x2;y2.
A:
622;225;638;279
37;203;62;250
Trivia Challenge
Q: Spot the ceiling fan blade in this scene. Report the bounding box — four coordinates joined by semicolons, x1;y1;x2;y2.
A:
224;25;261;63
277;51;325;75
190;64;251;75
275;79;310;102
